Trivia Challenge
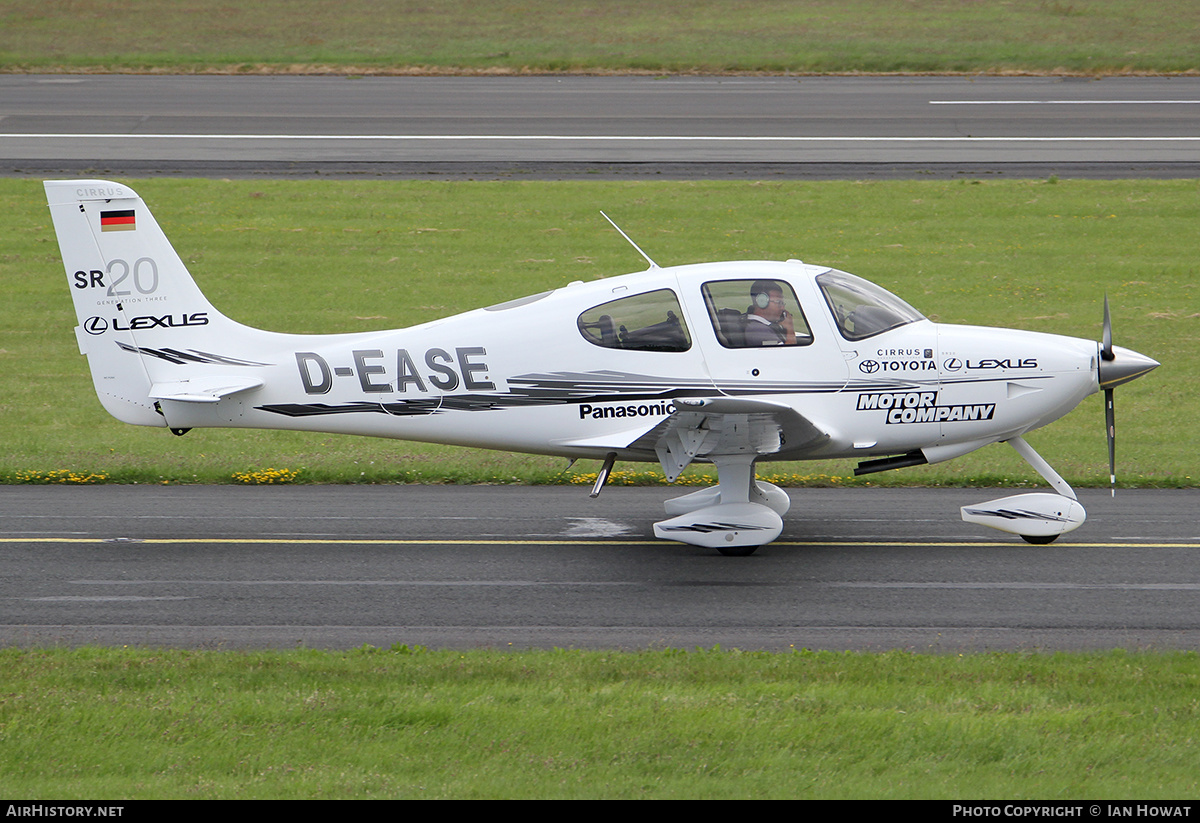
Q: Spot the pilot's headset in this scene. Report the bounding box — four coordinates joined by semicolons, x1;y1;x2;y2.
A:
750;280;779;311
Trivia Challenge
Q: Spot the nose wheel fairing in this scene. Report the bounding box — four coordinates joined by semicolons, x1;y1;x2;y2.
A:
961;492;1086;543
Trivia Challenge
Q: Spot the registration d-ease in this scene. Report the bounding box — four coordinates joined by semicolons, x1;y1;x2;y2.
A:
295;347;495;395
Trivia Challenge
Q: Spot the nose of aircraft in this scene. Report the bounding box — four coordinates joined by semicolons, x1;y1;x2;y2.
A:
1099;345;1160;389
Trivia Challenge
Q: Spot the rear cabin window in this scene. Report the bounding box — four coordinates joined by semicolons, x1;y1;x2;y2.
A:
577;289;691;352
701;279;813;348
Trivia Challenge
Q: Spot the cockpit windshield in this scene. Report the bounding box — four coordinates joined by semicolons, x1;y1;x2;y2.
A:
816;270;925;341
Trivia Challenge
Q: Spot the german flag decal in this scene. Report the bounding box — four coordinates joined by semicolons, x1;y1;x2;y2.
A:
100;209;136;232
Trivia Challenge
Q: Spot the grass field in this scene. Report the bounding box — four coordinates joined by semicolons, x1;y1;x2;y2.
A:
4;177;1195;488
2;0;1199;75
4;646;1199;799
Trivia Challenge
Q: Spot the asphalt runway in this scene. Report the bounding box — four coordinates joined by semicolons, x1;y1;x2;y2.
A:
3;74;1199;178
3;485;1198;651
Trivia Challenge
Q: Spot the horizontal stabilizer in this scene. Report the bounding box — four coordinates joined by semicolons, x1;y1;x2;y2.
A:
149;377;264;404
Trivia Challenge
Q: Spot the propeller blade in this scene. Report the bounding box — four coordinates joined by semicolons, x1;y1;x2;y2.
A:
1101;295;1114;361
1105;387;1116;497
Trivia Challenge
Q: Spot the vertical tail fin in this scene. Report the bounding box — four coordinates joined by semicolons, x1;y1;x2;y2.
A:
45;180;265;426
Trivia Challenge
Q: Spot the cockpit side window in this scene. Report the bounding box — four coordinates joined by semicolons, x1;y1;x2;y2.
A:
817;270;925;341
701;279;813;348
577;289;691;352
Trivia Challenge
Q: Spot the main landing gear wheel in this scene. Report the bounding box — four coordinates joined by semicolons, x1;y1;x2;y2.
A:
1021;534;1059;545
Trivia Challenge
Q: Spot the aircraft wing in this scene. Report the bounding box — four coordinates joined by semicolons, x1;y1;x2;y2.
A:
633;397;830;481
550;396;829;478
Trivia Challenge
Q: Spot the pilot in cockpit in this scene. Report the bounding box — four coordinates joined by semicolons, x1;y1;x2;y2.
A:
744;280;797;346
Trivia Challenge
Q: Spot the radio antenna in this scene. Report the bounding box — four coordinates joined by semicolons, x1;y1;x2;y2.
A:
601;211;658;269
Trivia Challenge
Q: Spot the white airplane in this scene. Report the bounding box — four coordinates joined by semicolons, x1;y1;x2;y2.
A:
45;179;1159;555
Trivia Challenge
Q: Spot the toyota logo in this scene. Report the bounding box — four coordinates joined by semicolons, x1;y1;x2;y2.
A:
858;359;880;374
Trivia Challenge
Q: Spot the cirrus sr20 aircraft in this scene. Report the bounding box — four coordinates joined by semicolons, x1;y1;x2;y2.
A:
45;180;1159;555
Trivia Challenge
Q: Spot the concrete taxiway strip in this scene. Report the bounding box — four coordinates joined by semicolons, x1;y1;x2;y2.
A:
9;133;1200;140
4;75;1199;175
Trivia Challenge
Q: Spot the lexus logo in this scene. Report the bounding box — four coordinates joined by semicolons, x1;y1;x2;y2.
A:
84;316;109;335
943;358;963;371
858;359;880;374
